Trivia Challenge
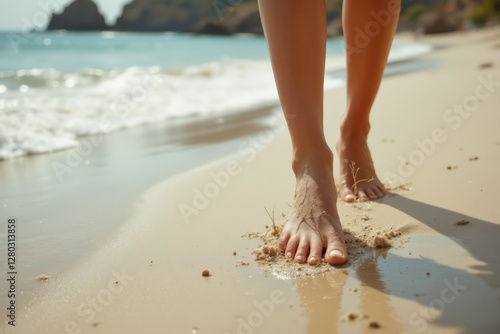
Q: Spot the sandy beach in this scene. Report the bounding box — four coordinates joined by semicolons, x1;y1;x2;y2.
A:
2;27;500;334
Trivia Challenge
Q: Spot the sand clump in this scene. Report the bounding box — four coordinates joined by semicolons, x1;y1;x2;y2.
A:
345;312;360;321
244;208;404;278
384;183;412;192
36;274;51;282
342;312;382;329
478;62;493;69
455;219;469;226
236;261;249;267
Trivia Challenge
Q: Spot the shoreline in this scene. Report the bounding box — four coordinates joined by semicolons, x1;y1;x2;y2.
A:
2;27;500;333
0;102;284;302
0;32;434;301
0;33;431;161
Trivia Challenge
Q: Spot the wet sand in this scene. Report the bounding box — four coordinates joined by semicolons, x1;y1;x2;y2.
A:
0;103;281;302
3;27;500;333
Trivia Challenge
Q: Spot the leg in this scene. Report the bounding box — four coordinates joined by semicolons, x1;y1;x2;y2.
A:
337;0;401;201
258;0;347;265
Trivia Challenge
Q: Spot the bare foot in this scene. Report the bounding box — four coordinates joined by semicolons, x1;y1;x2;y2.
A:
278;155;347;266
337;134;386;202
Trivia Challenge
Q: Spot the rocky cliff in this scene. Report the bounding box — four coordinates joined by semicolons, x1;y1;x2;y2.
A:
47;0;263;35
113;0;263;35
46;0;488;35
47;0;108;31
113;0;204;32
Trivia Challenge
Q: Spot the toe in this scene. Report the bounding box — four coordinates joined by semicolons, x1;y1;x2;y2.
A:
325;236;347;265
325;248;347;265
372;186;384;198
294;239;310;264
307;238;323;266
364;187;378;200
358;189;369;201
340;186;356;203
278;230;291;254
377;184;386;195
285;236;299;260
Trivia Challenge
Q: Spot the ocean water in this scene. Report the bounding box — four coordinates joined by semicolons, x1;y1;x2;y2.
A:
0;31;432;160
0;31;433;300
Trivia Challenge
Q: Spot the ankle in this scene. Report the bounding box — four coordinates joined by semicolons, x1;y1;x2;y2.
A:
340;119;371;142
292;144;333;176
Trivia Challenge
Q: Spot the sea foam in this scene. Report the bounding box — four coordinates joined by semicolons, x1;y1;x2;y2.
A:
0;59;280;159
0;41;431;160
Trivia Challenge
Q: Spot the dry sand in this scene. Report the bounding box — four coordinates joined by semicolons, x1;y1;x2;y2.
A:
3;27;500;334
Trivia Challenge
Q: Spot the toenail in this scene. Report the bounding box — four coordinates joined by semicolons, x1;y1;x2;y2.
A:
286;252;293;258
330;249;344;258
295;255;304;262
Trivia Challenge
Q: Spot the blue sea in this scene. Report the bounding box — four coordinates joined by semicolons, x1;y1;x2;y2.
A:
0;31;432;160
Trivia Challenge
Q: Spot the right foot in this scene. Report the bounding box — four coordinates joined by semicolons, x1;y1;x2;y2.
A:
278;153;347;266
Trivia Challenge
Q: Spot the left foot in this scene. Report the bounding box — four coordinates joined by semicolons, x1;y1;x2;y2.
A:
336;133;386;202
278;151;347;266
